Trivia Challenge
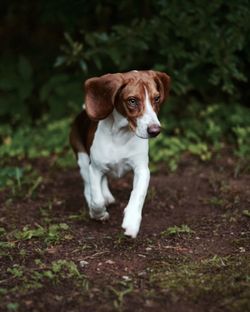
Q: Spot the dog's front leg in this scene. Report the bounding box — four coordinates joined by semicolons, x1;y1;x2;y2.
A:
89;164;109;221
122;165;150;238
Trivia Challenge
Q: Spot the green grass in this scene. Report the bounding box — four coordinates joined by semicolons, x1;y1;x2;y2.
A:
161;224;194;237
108;280;134;310
13;223;70;245
151;255;250;312
0;165;43;198
2;259;88;306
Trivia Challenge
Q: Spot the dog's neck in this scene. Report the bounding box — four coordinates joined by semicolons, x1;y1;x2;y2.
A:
100;109;133;144
112;109;129;130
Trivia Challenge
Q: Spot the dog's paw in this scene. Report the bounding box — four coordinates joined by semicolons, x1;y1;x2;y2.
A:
99;211;110;221
123;226;139;238
122;215;141;238
89;210;110;221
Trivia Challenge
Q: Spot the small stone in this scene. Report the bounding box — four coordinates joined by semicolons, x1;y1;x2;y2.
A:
122;275;131;281
145;300;155;307
138;271;147;277
146;247;152;251
24;300;33;307
239;247;246;253
105;259;115;264
79;260;89;267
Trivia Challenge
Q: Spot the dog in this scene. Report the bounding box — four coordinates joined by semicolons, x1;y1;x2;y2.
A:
70;70;171;238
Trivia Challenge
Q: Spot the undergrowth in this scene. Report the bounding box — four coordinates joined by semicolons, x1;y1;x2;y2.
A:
0;101;249;191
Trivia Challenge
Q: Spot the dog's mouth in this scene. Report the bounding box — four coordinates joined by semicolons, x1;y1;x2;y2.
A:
134;125;162;139
134;131;161;140
128;120;162;139
135;133;150;139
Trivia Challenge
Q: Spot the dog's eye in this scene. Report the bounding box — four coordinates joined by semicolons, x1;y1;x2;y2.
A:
154;95;160;103
128;98;138;107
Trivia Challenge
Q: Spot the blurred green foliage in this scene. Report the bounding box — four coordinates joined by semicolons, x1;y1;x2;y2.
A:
0;0;249;169
57;1;250;98
0;118;71;158
0;103;249;174
1;0;250;124
152;102;250;170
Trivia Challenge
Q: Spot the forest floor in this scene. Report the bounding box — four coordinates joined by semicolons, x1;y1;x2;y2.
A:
0;153;250;312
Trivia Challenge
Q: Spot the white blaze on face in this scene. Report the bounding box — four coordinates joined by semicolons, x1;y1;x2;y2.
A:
135;88;161;139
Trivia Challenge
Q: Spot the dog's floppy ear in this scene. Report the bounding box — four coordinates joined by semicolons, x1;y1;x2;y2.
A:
153;71;171;104
84;73;124;121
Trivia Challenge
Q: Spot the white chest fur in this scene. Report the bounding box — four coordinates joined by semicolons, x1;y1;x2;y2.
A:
90;110;149;177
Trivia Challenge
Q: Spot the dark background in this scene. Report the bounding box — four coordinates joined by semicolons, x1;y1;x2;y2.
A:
1;0;250;119
0;0;250;163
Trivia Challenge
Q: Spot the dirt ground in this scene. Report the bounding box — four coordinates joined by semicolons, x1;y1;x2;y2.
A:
0;154;250;312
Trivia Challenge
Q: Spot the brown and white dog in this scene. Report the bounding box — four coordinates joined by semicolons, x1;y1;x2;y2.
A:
70;70;171;238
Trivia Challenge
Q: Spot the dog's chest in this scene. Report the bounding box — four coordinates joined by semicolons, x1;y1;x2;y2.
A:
90;120;148;177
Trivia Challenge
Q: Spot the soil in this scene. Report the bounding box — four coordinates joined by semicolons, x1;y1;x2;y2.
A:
0;154;249;312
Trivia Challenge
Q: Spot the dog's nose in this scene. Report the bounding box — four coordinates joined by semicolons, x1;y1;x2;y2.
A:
147;124;161;137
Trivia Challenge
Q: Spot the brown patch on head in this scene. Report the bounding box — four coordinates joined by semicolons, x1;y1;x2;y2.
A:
115;78;146;131
114;70;171;131
153;71;171;106
84;71;171;132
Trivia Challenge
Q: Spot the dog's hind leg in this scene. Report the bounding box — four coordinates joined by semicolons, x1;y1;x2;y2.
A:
101;176;115;206
77;152;91;206
88;164;109;221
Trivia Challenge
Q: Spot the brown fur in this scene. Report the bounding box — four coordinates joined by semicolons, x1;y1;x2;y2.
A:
114;71;170;131
84;73;124;121
70;70;170;155
69;110;98;156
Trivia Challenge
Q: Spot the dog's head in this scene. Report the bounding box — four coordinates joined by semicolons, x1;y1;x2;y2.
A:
84;70;171;139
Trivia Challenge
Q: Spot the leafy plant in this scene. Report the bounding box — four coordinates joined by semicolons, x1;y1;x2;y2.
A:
108;280;133;310
161;225;194;237
4;259;88;301
0;167;23;190
7;265;23;278
0;56;33;122
14;223;70;244
57;1;249;100
0;118;72;159
233;126;250;160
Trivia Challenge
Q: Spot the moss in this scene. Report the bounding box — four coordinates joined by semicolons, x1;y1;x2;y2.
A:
151;255;250;312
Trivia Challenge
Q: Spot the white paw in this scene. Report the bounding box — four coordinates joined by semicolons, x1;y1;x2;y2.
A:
89;210;110;221
122;215;141;238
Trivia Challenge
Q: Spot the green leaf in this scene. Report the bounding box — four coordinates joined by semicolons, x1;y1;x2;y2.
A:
54;56;66;67
242;210;250;218
59;223;69;230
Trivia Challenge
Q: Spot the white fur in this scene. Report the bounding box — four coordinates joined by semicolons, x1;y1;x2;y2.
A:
78;100;157;237
135;89;161;139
